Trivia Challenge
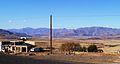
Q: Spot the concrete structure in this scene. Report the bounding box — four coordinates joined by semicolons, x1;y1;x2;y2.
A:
0;41;35;53
25;41;35;45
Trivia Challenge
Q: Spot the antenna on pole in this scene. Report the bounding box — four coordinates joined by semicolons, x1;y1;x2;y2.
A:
50;15;53;54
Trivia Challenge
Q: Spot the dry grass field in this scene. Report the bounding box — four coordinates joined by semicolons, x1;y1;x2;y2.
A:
34;38;120;53
1;38;120;64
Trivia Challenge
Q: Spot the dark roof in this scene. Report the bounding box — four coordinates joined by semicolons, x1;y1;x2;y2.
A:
2;41;12;45
14;42;33;46
2;41;33;46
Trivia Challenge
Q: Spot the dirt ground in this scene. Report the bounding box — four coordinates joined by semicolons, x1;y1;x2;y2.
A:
0;52;120;64
0;54;92;64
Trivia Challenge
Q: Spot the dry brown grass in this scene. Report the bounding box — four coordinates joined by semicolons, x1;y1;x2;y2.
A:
1;38;120;64
33;38;120;53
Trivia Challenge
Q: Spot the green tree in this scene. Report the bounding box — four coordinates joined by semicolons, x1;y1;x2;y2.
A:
88;45;98;52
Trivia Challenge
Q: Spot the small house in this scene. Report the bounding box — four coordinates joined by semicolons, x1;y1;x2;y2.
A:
0;41;35;53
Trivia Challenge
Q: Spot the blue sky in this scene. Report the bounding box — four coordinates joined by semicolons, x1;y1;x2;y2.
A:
0;0;120;29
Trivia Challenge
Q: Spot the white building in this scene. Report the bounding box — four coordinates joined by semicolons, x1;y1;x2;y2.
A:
0;41;35;53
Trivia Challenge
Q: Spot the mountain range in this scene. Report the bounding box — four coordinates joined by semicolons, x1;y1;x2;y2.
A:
0;29;30;39
7;27;120;38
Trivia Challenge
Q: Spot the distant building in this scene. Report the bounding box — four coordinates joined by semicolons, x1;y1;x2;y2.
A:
0;41;35;53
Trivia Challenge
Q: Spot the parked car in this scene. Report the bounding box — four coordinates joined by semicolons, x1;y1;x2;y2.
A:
30;47;44;52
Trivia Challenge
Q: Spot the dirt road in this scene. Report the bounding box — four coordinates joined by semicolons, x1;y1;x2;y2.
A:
0;54;92;64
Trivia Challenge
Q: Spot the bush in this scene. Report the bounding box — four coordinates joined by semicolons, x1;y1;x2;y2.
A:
82;46;87;52
60;43;103;53
60;42;82;52
88;45;98;52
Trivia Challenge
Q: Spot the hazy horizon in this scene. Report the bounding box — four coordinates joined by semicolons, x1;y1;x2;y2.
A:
4;26;120;30
1;0;120;29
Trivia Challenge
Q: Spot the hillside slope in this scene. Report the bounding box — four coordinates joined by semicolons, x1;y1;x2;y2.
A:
0;29;30;39
8;27;120;37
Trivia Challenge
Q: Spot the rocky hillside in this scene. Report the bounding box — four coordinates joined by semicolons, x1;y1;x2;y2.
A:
0;29;30;39
8;27;120;37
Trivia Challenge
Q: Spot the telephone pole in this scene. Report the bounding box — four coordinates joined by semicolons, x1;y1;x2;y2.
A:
50;15;53;54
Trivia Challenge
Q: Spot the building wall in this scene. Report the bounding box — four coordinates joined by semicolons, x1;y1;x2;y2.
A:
25;41;35;45
0;41;34;52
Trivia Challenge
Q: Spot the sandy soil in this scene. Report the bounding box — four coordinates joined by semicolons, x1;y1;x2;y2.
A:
0;53;92;64
0;52;120;64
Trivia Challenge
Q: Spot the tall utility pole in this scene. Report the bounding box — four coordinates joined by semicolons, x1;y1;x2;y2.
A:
50;15;53;54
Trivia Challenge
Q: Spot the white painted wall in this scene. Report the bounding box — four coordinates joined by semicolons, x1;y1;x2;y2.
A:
25;41;35;45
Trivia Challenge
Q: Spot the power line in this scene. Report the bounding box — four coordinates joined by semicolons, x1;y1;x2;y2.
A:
53;15;120;18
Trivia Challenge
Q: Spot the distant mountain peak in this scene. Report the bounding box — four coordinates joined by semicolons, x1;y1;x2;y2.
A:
0;29;30;39
8;27;120;38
